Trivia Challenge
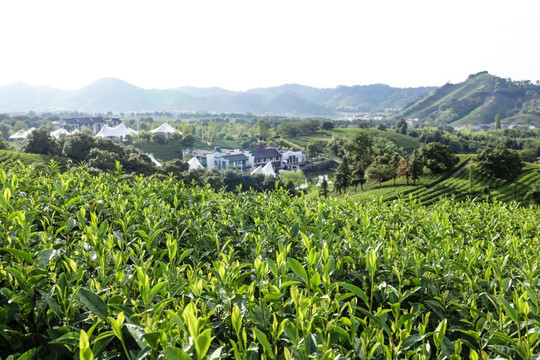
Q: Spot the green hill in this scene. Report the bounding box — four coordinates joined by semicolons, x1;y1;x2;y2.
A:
391;72;540;127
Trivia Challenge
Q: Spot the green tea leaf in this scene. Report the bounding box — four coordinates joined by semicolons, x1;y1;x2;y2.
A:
78;288;109;321
287;258;308;285
339;283;369;307
165;346;191;360
147;281;168;304
79;330;94;360
0;247;33;263
195;328;213;360
433;319;447;349
253;328;275;359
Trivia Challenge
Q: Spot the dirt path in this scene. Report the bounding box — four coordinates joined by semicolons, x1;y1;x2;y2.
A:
428;159;473;190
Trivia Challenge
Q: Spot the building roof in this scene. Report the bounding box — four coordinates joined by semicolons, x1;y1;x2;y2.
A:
251;161;276;176
188;157;204;170
190;149;215;157
250;148;281;159
9;128;35;140
51;128;71;138
221;153;248;162
96;123;137;138
150;122;180;134
62;117;105;125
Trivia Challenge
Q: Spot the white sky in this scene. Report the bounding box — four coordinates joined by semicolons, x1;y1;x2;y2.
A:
0;0;538;91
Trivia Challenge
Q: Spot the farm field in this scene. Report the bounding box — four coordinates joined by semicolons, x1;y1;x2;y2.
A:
1;162;540;359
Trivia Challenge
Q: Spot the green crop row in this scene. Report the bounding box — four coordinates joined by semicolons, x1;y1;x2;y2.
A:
1;162;540;359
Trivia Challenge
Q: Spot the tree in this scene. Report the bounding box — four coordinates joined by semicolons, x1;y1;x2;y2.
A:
366;152;400;187
366;163;393;188
409;148;424;185
475;145;524;180
307;141;326;159
0;136;10;150
495;113;501;130
87;148;118;172
350;164;366;191
344;130;373;168
319;178;329;198
395;118;408;134
62;133;96;162
326;136;346;158
159;159;189;177
21;129;60;155
321;121;335;130
418;142;458;174
398;155;411;185
333;157;351;194
257;119;267;140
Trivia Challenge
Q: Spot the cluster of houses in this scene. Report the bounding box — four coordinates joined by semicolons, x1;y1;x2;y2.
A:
184;146;307;176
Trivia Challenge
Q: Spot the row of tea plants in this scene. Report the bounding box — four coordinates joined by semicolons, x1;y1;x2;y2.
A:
1;162;540;359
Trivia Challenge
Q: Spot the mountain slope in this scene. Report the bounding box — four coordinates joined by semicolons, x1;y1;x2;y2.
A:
391;72;540;126
0;78;435;115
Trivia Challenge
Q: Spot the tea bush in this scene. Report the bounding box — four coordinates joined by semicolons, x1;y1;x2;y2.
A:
0;162;539;359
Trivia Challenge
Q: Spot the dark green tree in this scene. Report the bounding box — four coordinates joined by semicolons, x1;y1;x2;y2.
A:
366;163;393;188
344;130;373;168
395;118;408;134
475;145;524;180
319;177;329;198
350;164;366;191
159;159;189;177
333;157;351;195
21;129;60;155
418;142;458;174
409;148;424;185
62;133;96;162
321;121;335;130
326;136;346;158
87;149;118;172
495;113;501;130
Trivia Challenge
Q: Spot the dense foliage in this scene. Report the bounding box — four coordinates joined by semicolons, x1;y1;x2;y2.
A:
1;163;540;359
475;145;524;180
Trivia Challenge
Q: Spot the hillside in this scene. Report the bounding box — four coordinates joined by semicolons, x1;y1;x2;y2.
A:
391;72;540;127
0;78;434;115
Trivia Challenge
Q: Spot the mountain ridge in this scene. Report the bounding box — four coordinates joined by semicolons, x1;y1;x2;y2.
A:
0;78;435;115
390;72;540;126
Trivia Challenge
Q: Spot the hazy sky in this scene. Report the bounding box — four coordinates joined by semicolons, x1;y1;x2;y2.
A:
1;0;538;91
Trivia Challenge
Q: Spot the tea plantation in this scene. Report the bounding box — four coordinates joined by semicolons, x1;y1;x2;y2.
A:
1;162;540;359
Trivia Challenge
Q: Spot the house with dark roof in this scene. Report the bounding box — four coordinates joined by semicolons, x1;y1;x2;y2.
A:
247;148;282;171
210;153;250;171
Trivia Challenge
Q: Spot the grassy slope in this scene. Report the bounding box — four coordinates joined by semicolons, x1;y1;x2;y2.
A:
286;128;421;154
132;142;183;162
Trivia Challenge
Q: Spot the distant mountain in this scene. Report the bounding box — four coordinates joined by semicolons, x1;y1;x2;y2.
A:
391;72;540;126
0;78;436;115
